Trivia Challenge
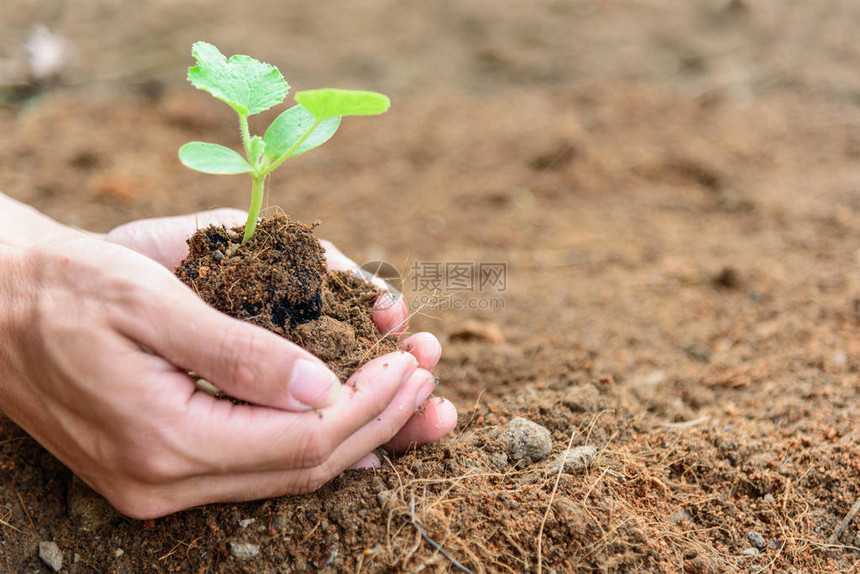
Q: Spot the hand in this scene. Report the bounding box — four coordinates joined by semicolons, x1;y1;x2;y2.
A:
107;209;457;454
0;206;456;519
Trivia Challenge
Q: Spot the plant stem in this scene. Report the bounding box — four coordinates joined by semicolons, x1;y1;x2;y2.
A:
242;174;265;244
239;113;252;160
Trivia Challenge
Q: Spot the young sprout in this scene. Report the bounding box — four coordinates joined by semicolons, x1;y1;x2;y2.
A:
178;41;390;243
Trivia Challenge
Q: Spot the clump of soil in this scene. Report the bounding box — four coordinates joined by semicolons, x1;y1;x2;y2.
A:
174;213;398;382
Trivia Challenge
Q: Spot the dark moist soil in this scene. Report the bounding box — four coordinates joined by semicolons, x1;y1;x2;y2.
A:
174;214;397;382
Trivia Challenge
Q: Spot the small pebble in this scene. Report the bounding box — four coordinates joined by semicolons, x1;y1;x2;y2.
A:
239;518;256;529
742;547;759;556
746;531;766;550
273;512;289;532
554;445;597;473
489;452;508;469
114;548;124;558
562;384;601;413
500;417;552;463
38;541;63;572
229;541;260;561
376;489;396;511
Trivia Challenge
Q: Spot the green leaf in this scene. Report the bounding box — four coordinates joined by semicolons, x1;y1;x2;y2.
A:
294;89;390;121
179;142;254;174
263;105;341;162
187;41;288;116
248;136;266;164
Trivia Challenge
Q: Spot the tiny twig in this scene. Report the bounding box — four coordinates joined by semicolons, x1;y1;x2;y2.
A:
828;497;860;545
298;517;323;545
659;416;711;429
408;496;472;574
0;504;25;535
15;490;35;531
453;390;486;443
159;536;202;561
356;286;440;366
537;428;577;574
0;517;25;534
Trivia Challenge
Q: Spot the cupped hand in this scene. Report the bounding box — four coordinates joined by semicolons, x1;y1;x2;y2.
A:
106;209;410;334
0;235;454;519
106;209;457;459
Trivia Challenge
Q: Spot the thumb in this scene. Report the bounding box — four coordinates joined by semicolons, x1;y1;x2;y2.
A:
106;209;247;269
120;277;341;411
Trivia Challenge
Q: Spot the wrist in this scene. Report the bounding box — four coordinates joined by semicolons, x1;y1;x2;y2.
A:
0;194;86;246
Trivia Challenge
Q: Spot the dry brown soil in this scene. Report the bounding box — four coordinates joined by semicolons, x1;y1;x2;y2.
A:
1;0;859;572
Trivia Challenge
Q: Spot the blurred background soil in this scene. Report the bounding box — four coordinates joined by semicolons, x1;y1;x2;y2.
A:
1;0;859;572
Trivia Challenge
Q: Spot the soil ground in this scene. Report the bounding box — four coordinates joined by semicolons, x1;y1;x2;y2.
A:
1;0;859;572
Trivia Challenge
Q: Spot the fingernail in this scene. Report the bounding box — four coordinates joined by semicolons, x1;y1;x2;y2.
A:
431;337;442;359
289;359;341;408
348;452;381;470
374;294;408;335
415;379;436;409
389;351;419;371
434;398;459;433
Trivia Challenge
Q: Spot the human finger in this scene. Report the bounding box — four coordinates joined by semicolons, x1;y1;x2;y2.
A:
106;208;247;268
298;368;437;476
347;452;381;470
400;332;442;371
116;274;343;412
172;353;420;474
319;239;409;336
383;397;458;453
372;293;409;337
341;392;457;471
318;239;360;273
109;364;433;518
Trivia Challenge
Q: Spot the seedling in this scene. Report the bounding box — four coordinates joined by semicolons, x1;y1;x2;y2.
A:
178;41;390;243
